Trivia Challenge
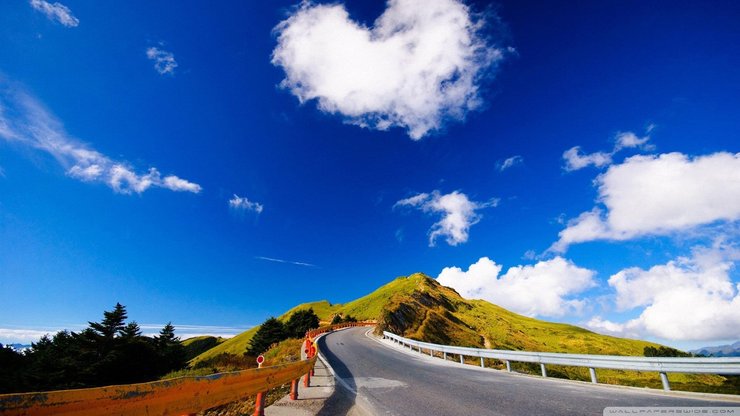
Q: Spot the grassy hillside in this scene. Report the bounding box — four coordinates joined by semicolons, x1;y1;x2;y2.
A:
190;272;735;394
191;326;260;364
182;336;226;361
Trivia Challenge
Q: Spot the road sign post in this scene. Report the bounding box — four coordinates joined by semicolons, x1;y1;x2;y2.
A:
254;355;266;416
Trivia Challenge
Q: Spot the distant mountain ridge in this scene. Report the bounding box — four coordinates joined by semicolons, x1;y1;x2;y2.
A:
691;341;740;357
2;343;31;353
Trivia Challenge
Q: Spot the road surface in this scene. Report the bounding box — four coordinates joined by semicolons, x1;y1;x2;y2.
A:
318;327;739;416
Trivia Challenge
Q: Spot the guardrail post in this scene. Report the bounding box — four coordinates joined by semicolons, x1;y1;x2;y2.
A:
460;354;464;364
505;360;511;372
660;372;670;391
254;391;266;416
589;367;597;384
290;379;299;400
430;348;433;357
443;352;447;360
480;357;485;368
303;370;311;387
540;363;547;377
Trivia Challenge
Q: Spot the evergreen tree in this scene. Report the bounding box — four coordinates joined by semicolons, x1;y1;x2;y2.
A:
89;303;127;338
121;322;142;339
247;317;286;356
156;323;179;347
285;309;319;338
156;322;187;374
331;314;342;325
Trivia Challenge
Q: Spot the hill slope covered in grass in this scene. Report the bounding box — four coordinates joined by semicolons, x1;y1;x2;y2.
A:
192;273;736;394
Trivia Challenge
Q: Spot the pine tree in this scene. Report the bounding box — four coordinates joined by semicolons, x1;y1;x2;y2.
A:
285;309;319;338
156;322;186;373
247;317;287;356
89;303;128;338
156;322;179;347
121;322;142;339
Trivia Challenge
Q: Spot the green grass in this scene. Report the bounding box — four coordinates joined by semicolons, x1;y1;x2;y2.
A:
190;326;260;364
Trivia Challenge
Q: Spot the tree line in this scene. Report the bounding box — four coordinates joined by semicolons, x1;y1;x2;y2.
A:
0;303;186;394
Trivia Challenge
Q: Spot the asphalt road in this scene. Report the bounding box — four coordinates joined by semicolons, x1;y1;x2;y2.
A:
318;327;739;416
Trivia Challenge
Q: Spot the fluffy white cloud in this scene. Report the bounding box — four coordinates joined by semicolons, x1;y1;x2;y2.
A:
562;130;651;171
272;0;506;139
437;256;596;317
146;46;178;75
229;194;263;213
552;152;740;252
395;190;497;246
0;84;201;195
498;155;523;171
29;0;79;27
587;246;740;341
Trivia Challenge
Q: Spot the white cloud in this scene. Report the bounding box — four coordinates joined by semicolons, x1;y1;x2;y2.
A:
552;152;740;252
562;129;651;172
586;245;740;341
272;0;506;139
0;328;56;344
229;194;263;213
562;146;612;171
395;190;497;246
498;155;523;171
615;131;650;150
146;46;178;75
437;256;596;317
30;0;79;27
0;83;201;195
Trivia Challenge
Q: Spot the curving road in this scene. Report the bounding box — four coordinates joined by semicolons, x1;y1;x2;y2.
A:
318;327;739;416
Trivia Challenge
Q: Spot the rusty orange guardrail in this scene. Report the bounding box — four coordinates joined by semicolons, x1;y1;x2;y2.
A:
305;320;376;341
0;320;377;416
0;356;316;416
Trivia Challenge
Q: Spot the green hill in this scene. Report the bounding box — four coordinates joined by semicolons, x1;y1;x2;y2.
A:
191;273;734;393
182;336;227;361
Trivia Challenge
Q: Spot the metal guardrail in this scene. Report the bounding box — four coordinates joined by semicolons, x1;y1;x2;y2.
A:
383;331;740;391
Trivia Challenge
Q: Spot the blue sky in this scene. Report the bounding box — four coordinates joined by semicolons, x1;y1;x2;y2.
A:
0;0;738;350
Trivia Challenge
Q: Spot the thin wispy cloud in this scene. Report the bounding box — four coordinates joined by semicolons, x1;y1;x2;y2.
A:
395;190;498;246
0;82;201;194
29;0;79;27
497;155;523;171
0;323;250;344
255;256;316;267
272;0;509;139
229;194;263;213
146;46;178;76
